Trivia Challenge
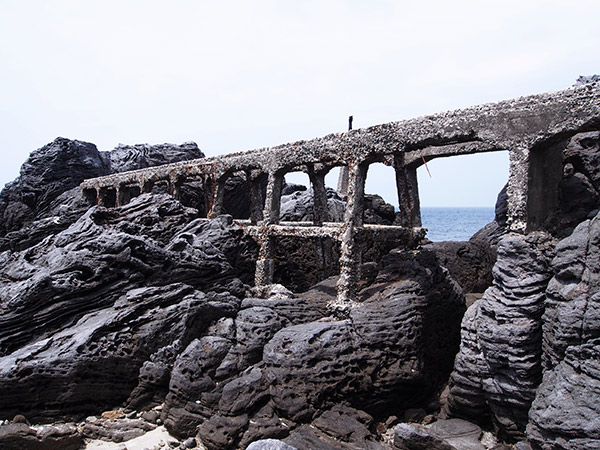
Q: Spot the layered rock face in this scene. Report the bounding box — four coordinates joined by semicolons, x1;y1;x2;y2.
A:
445;131;600;447
0;193;248;421
445;232;555;440
527;213;600;449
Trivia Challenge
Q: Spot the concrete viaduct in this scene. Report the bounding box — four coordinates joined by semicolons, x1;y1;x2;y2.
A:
80;83;600;310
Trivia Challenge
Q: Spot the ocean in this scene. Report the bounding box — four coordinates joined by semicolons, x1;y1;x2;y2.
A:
420;207;495;242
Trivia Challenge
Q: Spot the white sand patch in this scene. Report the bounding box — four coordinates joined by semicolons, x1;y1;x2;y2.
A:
84;425;179;449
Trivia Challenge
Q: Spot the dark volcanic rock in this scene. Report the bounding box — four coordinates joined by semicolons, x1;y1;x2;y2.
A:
175;214;259;285
0;138;205;251
0;194;246;422
423;240;496;293
556;132;600;235
0;138;108;236
283;405;385;450
162;247;465;449
526;212;600;449
394;418;485;450
445;233;555;440
0;283;240;422
81;415;156;442
0;422;82;450
279;187;345;222
105;141;203;173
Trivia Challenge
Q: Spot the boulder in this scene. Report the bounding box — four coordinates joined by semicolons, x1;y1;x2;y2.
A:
393;419;485;450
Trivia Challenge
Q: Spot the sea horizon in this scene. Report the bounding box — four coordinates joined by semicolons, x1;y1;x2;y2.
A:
420;206;495;242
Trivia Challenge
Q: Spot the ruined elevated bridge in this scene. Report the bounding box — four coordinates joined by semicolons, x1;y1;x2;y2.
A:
81;83;600;308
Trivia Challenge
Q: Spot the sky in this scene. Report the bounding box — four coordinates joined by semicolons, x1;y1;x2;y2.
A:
0;0;599;207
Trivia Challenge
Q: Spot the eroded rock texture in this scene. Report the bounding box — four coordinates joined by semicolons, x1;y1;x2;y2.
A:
162;247;465;449
445;232;555;440
0;193;247;422
527;213;600;449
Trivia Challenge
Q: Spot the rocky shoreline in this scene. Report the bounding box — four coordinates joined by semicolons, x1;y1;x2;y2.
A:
1;125;599;449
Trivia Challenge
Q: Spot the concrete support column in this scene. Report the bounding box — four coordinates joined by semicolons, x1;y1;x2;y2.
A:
115;187;122;207
309;167;333;279
255;234;276;287
254;171;284;288
335;161;367;311
393;154;422;227
506;144;530;233
337;166;349;198
308;167;330;226
247;172;265;225
262;172;284;225
170;176;181;200
208;177;226;218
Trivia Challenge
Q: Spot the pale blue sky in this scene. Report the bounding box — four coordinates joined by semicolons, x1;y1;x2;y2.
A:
0;0;598;206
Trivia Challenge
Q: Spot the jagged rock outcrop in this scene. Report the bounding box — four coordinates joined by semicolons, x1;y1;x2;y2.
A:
444;233;555;440
0;138;204;251
162;247;465;449
526;212;600;449
0;193;247;422
0;138;108;236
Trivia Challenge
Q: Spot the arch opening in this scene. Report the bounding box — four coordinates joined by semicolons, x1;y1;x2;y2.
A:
417;151;509;241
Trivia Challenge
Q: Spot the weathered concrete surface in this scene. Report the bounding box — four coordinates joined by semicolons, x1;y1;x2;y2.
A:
80;83;600;305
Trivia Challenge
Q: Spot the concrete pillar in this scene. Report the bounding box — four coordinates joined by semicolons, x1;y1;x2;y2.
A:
337;166;350;198
247;172;265;225
255;235;276;287
393;154;422;227
208;177;226;218
309;166;333;279
170;176;181;200
254;171;284;288
506;144;530;233
308;167;330;226
335;161;367;311
262;172;284;225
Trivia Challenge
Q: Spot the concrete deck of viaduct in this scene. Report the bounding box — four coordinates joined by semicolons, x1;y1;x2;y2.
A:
81;83;600;310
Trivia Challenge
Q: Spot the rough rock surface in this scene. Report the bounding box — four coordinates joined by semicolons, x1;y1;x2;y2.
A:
445;233;555;440
0;194;246;422
283;405;385;450
555;131;600;236
0;422;82;450
394;418;485;450
0;138;204;250
279;187;345;222
105;141;203;174
0;138;108;236
162;247;465;449
423;240;496;293
526;213;600;449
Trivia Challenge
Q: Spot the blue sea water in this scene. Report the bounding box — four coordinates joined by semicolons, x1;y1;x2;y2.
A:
421;207;495;242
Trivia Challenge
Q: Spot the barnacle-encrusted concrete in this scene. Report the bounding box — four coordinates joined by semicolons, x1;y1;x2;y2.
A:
81;83;600;307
